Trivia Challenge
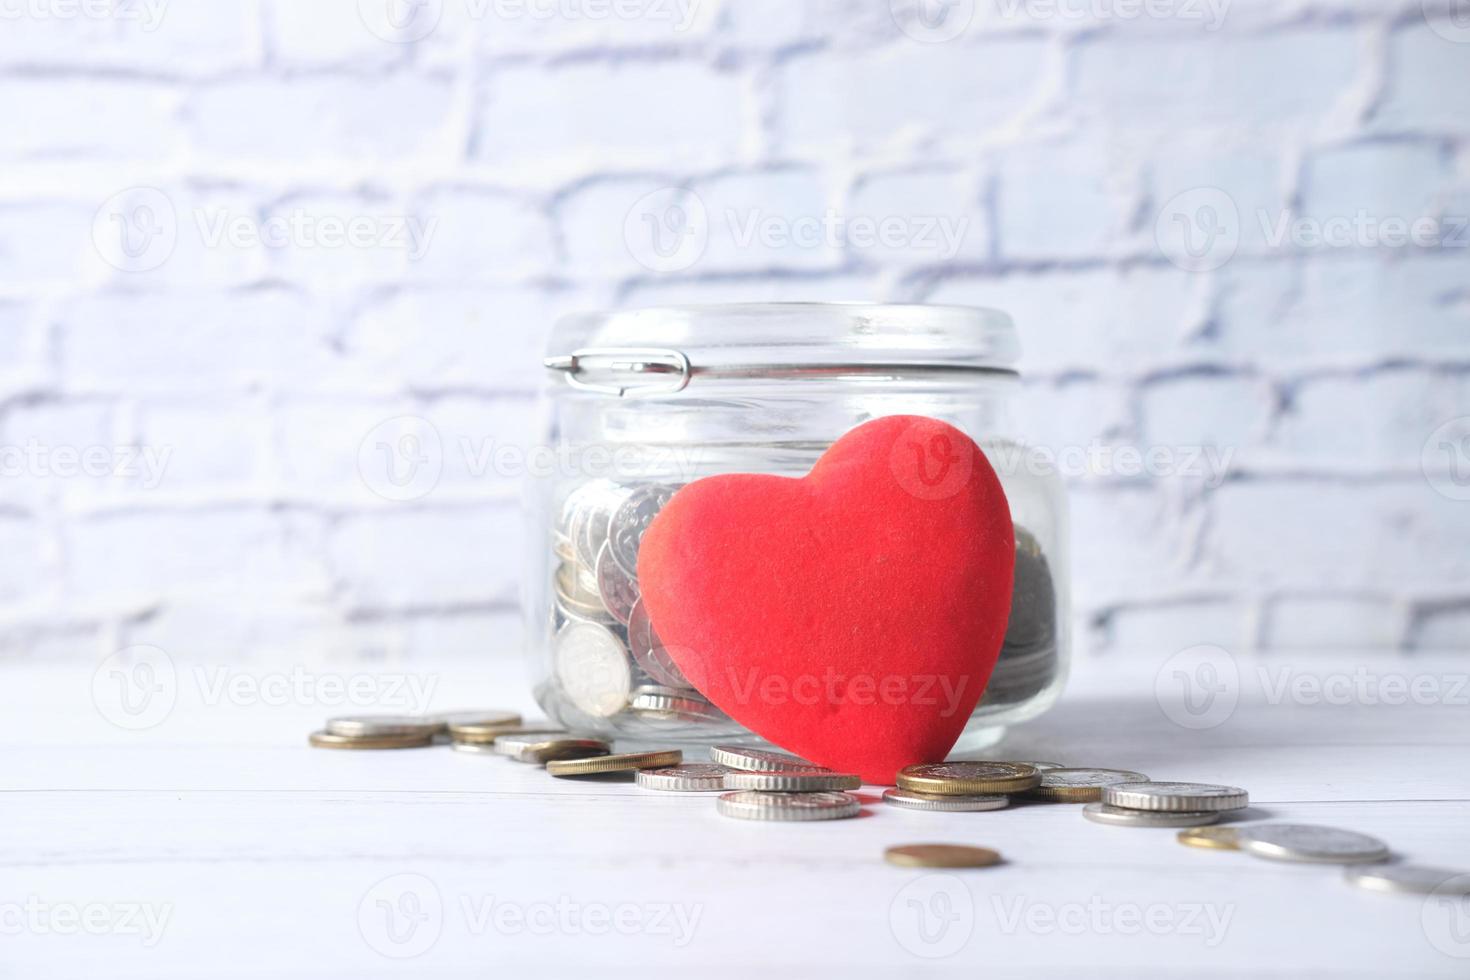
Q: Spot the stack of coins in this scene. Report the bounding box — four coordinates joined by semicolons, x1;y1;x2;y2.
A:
885;761;1043;812
707;745;863;821
1082;780;1250;827
308;715;439;750
551;479;732;730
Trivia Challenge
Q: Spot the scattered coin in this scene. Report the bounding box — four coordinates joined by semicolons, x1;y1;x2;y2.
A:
546;749;682;778
553;621;633;718
1024;768;1150;803
1101;781;1249;812
1344;864;1470;896
882;788;1010;812
1234;824;1391;864
444;711;526;742
450;740;500;756
1082;803;1222;828
723;769;861;792
308;729;434;750
504;736;611;765
636;764;734;792
897;762;1041;795
716;790;861;822
1177;826;1241;850
324;715;440;739
884;844;1003;869
710;745;826;772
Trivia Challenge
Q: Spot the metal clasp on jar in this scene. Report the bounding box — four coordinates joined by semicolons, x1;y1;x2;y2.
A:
543;347;692;397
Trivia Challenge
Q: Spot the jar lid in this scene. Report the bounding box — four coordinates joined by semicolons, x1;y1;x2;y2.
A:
544;302;1019;397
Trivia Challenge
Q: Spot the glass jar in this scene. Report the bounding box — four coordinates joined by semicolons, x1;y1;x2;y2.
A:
526;303;1069;752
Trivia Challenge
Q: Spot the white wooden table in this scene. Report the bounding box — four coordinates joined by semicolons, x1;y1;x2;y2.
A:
4;650;1468;978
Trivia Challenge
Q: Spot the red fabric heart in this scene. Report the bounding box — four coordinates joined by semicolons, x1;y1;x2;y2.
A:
637;415;1015;784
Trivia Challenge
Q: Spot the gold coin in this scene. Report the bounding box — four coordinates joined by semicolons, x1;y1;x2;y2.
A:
546;749;682;777
445;712;526;742
884;844;1003;869
308;729;434;750
1177;826;1241;850
896;762;1041;795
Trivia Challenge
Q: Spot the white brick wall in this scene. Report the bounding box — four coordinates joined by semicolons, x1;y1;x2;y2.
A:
1;0;1467;672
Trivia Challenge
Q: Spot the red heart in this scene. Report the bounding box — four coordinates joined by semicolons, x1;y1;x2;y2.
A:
637;415;1015;784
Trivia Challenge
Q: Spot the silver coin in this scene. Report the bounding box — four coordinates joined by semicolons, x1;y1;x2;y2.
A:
635;763;734;792
1083;803;1222;828
1235;824;1391;864
608;483;677;579
625;598;692;690
1026;768;1151;800
716;790;861;822
1102;781;1249;812
507;736;611;765
492;730;572;757
1345;864;1470;896
594;542;639;626
723;769;861;792
882;788;1011;812
710;745;825;772
325;715;439;738
1006;760;1065;771
628;687;725;723
450;740;499;755
553;621;632;718
569;480;633;572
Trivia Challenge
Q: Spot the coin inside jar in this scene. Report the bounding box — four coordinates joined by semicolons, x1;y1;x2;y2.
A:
896;762;1041;795
884;844;1003;869
553;621;632;718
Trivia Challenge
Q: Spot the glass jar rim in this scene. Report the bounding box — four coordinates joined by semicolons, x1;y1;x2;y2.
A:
546;302;1020;397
